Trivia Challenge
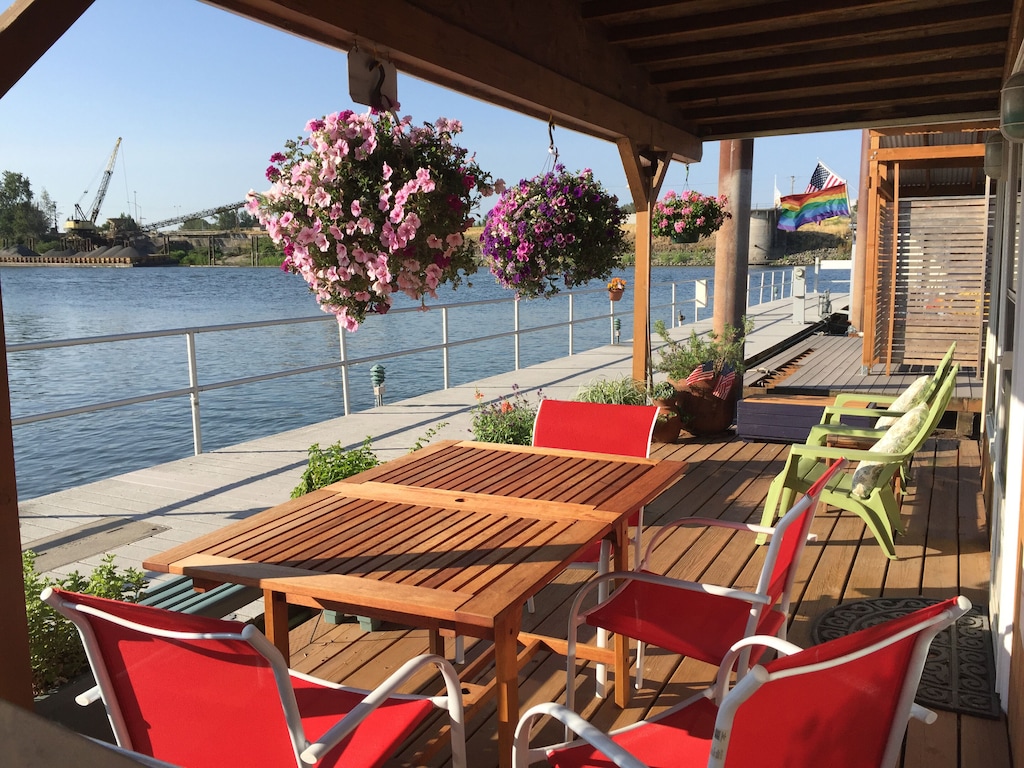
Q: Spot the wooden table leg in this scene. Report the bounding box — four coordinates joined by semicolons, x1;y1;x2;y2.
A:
493;609;522;768
264;589;290;660
611;522;631;708
428;628;444;656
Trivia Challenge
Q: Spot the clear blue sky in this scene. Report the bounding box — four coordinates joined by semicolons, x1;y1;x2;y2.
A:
0;0;861;228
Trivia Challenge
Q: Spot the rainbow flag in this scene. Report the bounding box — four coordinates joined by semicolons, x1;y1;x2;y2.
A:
777;184;850;231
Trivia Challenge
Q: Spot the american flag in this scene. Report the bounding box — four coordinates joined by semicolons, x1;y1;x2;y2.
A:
685;362;737;399
805;162;844;193
712;364;736;399
685;362;716;387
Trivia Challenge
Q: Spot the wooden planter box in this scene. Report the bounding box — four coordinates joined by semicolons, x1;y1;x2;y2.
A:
736;395;874;443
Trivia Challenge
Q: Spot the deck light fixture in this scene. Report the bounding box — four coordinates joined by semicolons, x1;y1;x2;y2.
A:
985;133;1006;179
1000;72;1024;142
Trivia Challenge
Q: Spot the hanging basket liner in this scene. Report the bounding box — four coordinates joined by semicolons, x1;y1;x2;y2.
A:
670;230;700;244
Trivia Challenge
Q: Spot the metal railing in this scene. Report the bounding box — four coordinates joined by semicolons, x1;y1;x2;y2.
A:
8;269;829;456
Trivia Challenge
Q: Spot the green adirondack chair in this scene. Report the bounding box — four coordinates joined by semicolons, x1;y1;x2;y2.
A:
759;366;958;559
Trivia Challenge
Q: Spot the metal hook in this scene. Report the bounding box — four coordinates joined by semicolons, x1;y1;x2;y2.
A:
547;116;559;167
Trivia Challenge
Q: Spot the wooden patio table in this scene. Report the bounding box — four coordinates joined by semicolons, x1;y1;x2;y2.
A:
144;439;686;766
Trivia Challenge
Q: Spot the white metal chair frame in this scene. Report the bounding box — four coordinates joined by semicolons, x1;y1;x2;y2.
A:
43;587;468;768
517;596;971;768
565;467;829;711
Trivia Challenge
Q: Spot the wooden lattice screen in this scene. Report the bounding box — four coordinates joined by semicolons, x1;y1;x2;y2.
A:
872;194;896;365
882;196;988;370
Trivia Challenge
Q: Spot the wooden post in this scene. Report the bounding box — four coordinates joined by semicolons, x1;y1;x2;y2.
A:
714;139;754;335
618;139;669;385
851;129;871;333
0;283;33;708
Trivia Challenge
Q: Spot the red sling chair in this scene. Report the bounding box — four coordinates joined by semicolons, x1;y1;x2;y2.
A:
566;458;847;708
43;587;466;768
517;595;970;768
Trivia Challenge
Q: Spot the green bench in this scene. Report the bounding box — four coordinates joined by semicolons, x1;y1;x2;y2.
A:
139;576;261;618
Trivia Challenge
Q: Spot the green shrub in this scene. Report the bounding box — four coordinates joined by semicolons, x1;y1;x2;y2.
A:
573;375;648;405
470;385;539;445
23;551;146;694
291;437;380;497
650;380;677;401
653;317;752;381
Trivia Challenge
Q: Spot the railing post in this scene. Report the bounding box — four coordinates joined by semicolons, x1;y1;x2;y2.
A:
514;298;521;370
186;332;202;455
568;293;574;355
671;283;678;326
338;324;350;416
442;307;450;389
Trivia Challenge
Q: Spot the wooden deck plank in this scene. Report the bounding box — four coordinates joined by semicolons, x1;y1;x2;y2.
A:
744;334;982;417
281;431;1008;768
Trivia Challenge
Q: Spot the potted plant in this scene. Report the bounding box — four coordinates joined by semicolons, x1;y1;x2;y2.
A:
653;318;751;435
573;376;683;443
607;277;627;301
249;109;502;330
649;380;683;443
480;164;629;299
652;189;730;243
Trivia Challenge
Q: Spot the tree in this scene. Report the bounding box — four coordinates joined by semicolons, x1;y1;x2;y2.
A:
214;209;239;230
37;189;58;232
0;171;48;240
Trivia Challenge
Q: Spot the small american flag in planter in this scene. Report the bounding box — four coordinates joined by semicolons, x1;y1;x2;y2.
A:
686;362;736;399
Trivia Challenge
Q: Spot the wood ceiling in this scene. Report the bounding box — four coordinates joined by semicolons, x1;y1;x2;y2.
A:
199;0;1023;163
3;0;1021;162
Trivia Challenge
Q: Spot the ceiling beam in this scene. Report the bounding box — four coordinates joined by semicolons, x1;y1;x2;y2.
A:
626;7;1009;65
700;101;999;140
204;0;702;162
667;57;1005;105
604;0;976;44
647;29;1007;85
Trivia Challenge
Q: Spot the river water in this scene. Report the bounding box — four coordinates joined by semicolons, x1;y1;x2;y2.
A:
1;264;846;500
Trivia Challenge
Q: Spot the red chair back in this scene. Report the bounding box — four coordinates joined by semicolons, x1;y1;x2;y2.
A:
715;596;968;768
532;399;658;458
45;589;302;767
760;459;847;620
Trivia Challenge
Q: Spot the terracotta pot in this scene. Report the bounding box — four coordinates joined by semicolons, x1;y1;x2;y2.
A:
608;288;624;301
651;398;682;443
669;377;738;435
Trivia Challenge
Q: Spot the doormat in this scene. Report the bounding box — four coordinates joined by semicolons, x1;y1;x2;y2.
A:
810;596;1000;719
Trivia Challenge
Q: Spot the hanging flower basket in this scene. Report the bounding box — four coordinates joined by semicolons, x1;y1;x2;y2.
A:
248;110;502;330
480;165;628;299
653;189;730;242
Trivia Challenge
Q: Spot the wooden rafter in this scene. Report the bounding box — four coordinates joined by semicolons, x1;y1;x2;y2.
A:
0;0;95;99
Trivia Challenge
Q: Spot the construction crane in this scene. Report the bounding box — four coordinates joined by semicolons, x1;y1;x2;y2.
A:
145;201;248;231
65;137;122;234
